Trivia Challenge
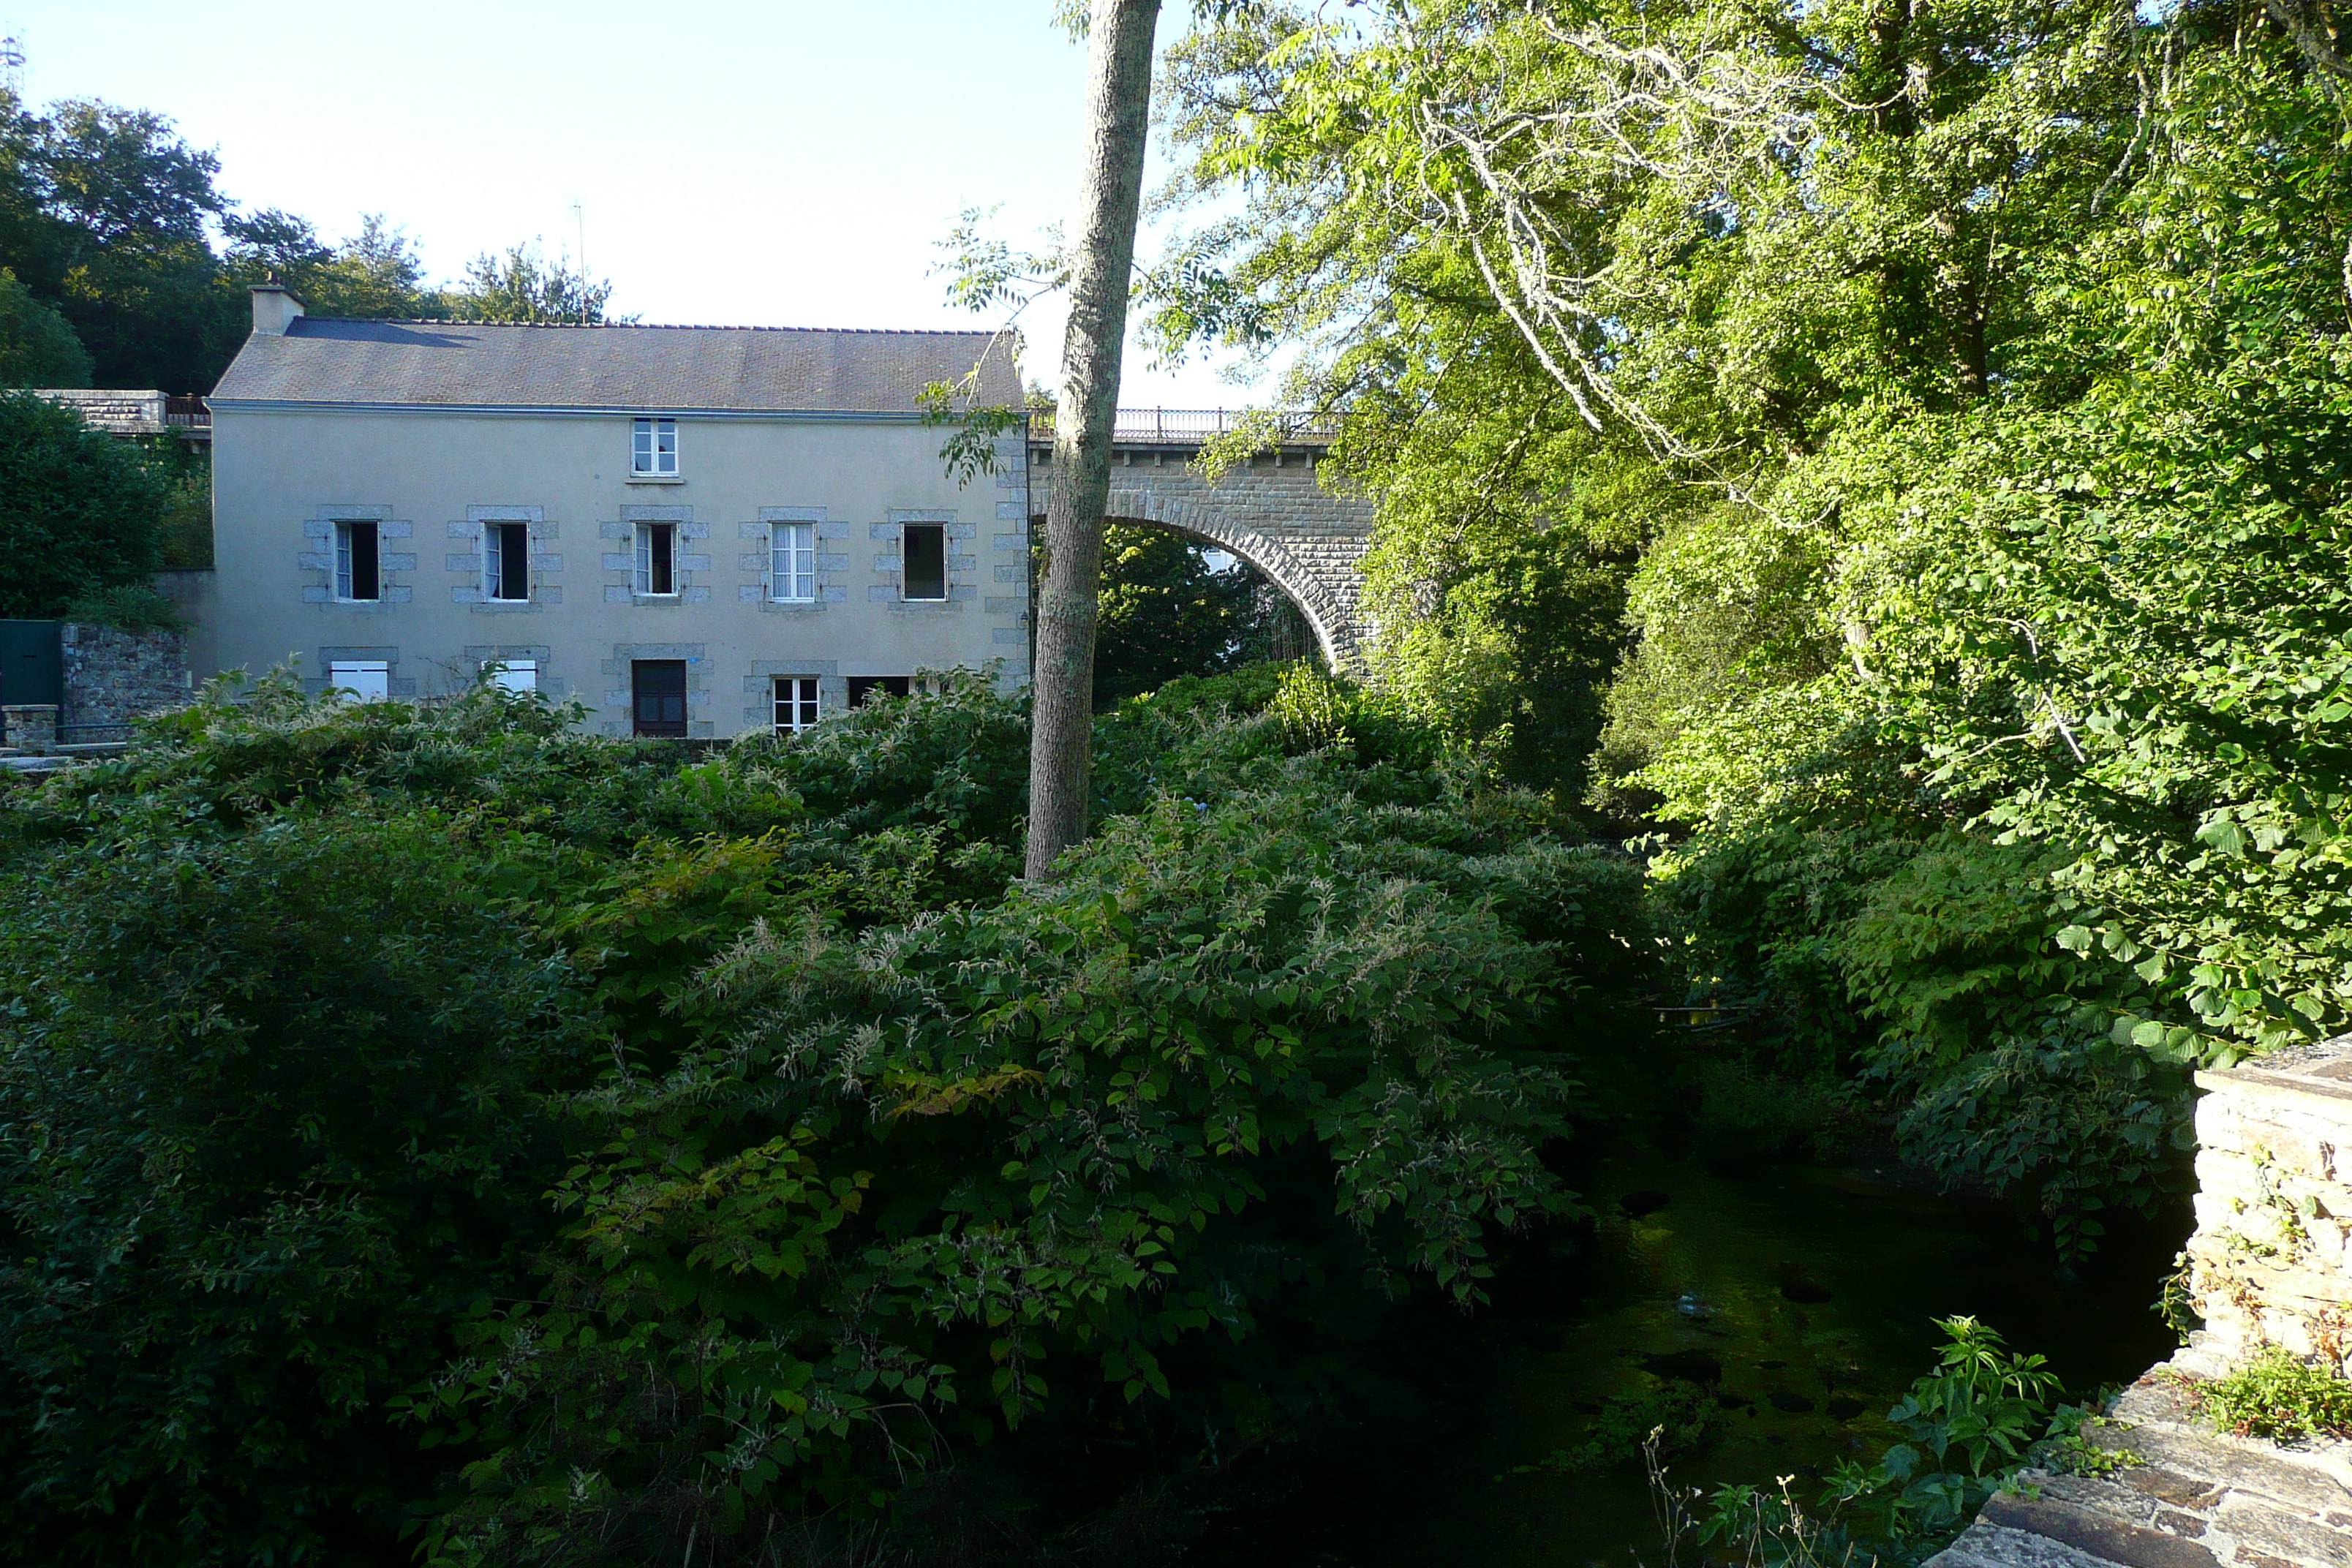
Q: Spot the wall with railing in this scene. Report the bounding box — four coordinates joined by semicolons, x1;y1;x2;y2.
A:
1026;407;1339;445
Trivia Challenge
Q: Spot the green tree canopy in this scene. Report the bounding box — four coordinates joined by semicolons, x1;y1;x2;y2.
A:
1091;524;1259;703
0;267;89;386
29;99;234;391
222;209;449;319
1149;0;2352;1245
452;239;620;324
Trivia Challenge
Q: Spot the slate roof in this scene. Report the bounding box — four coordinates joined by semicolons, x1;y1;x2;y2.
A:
209;318;1022;414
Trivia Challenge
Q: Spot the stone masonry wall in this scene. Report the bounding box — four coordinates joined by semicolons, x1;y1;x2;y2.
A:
1035;443;1376;671
32;389;169;434
2182;1037;2352;1377
61;622;192;735
1923;1037;2352;1568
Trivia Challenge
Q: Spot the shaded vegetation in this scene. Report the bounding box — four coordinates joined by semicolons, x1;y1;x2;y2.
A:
2183;1349;2352;1444
0;666;1646;1566
1153;0;2350;1257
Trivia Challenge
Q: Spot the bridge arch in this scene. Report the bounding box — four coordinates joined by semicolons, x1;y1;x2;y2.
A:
1101;483;1360;671
1026;416;1376;673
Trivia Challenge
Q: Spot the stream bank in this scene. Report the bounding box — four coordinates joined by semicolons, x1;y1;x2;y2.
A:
1178;1143;2187;1568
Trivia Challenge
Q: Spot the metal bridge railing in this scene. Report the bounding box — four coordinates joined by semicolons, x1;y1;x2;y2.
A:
1027;407;1341;445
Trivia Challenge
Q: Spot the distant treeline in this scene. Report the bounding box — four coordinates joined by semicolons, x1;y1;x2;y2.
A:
0;92;617;393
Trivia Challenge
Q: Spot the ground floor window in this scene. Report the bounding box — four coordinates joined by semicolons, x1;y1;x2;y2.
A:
846;675;911;709
773;676;821;735
632;659;687;736
327;660;388;701
485;658;537;693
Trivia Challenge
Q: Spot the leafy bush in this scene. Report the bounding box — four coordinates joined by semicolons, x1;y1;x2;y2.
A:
1817;1318;2060;1549
1681;1319;2068;1568
1518;1379;1721;1475
0;267;91;387
0;388;166;618
0;667;1646;1566
1683;1057;1857;1161
63;579;189;631
2183;1349;2352;1444
1835;837;2191;1256
0;811;598;1565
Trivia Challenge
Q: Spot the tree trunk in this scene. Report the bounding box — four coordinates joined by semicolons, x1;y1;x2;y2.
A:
1026;0;1162;881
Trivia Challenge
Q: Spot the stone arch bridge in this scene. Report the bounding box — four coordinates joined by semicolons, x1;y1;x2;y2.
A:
1023;410;1375;671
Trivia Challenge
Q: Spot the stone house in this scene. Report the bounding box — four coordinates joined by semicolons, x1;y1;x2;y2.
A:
206;284;1028;737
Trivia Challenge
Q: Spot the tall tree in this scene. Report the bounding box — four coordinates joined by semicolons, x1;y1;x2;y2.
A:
223;210;449;318
453;239;618;324
1028;0;1164;879
1092;526;1262;705
34;99;233;391
0;268;90;385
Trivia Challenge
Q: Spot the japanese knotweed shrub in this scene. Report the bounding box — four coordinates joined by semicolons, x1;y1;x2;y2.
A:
409;786;1643;1565
0;811;600;1567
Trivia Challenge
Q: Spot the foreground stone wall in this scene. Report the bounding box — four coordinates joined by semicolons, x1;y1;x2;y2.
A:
61;622;191;735
1926;1036;2352;1568
2184;1039;2352;1378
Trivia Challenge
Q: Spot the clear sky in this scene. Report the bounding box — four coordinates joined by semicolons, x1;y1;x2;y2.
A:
19;1;1259;407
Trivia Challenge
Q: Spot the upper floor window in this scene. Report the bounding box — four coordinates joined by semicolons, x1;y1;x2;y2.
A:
334;520;380;602
632;418;678;476
770;521;815;603
484;521;530;601
901;523;946;601
635;521;677;596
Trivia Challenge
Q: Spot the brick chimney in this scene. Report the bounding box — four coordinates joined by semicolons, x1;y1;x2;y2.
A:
249;281;305;336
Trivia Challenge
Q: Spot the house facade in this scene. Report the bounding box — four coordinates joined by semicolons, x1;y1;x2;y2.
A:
206;283;1028;737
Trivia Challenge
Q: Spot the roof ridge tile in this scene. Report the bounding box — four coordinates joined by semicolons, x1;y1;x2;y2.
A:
293;317;1000;336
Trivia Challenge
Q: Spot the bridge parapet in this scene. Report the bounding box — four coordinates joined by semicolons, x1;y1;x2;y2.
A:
1026;406;1341;449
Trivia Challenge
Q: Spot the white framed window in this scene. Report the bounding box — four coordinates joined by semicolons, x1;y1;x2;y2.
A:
631;417;678;476
772;676;821;735
484;521;530;601
485;658;538;693
327;660;389;701
769;521;815;603
333;520;380;601
634;521;677;596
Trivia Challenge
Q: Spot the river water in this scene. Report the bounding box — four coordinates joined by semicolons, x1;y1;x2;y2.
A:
1181;1145;2187;1568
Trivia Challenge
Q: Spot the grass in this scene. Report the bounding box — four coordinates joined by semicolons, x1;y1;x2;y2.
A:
2185;1348;2352;1444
